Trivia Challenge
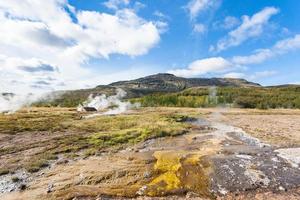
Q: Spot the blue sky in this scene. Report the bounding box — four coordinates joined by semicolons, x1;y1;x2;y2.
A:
72;0;300;86
0;0;300;94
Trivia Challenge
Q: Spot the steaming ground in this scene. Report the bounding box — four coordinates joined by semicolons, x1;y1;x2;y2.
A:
0;107;300;199
77;88;140;118
0;94;38;113
0;92;63;114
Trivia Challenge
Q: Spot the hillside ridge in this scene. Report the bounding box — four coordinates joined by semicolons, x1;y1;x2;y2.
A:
108;73;261;92
29;73;262;107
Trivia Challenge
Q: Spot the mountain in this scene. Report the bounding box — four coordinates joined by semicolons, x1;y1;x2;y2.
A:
108;73;261;93
33;73;261;107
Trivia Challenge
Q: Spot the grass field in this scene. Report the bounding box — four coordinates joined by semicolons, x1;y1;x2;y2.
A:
0;107;199;174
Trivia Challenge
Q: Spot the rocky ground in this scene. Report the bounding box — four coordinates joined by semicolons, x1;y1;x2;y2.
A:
1;108;300;199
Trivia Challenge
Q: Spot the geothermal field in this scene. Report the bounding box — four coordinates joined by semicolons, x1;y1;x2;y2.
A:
1;74;300;200
1;1;300;199
1;103;300;199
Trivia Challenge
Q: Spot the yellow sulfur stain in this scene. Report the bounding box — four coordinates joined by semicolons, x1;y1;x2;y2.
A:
146;151;184;195
149;171;181;191
153;151;183;171
145;138;222;197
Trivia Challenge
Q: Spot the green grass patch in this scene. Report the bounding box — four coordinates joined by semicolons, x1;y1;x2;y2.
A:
0;108;195;173
25;159;49;173
0;108;78;134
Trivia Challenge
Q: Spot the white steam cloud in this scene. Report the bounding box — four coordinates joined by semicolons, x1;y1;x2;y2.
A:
208;86;218;105
78;88;140;117
0;93;39;113
0;91;64;114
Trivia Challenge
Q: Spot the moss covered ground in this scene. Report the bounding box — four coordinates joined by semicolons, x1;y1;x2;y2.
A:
0;107;199;174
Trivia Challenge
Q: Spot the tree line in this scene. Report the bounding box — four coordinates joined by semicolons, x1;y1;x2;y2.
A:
132;86;300;109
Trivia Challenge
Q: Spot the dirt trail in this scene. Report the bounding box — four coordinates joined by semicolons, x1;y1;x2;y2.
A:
1;111;300;199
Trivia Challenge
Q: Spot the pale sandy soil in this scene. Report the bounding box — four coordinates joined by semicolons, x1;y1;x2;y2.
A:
208;108;300;147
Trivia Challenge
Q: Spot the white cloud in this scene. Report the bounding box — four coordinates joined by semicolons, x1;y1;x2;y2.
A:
168;57;233;77
193;23;206;34
0;0;163;94
291;82;300;85
185;0;218;20
103;0;130;10
222;70;277;80
249;70;277;80
214;16;240;30
223;72;245;79
154;21;169;33
75;9;160;58
168;33;300;80
154;11;166;18
168;34;300;79
153;11;171;22
152;11;169;33
223;16;240;29
274;34;300;51
232;49;273;65
0;56;62;92
232;34;300;65
133;1;146;11
211;7;279;52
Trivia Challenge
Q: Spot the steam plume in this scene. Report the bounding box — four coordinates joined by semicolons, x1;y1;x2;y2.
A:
209;86;218;105
0;93;38;113
78;88;140;118
0;91;64;114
